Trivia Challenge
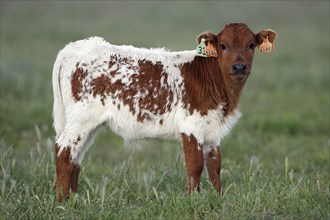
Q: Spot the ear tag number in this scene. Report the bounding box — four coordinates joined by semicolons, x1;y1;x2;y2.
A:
205;43;218;57
196;38;207;57
258;36;274;53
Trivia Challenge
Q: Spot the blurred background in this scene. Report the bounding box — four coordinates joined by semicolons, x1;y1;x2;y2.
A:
0;1;329;174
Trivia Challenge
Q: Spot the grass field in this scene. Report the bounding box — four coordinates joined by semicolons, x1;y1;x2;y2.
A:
1;1;329;219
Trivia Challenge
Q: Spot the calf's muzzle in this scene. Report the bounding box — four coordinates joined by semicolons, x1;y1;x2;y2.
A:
232;63;247;74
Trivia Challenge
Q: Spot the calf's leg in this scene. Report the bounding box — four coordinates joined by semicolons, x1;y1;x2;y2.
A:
55;144;74;203
181;134;204;193
55;122;98;203
205;146;221;193
70;164;80;193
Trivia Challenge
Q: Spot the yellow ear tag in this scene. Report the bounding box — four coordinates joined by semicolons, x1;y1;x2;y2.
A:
205;43;218;57
258;36;274;53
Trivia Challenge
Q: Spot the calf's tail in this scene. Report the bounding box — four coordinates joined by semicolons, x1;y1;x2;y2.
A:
52;51;66;139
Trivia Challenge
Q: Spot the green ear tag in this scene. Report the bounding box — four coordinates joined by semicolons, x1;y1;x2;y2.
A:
196;38;207;57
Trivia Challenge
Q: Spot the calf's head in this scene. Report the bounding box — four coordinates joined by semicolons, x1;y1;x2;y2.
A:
197;23;277;82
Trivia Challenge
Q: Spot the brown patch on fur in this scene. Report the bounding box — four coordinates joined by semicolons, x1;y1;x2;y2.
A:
206;147;221;193
73;135;81;145
109;59;116;69
55;144;74;203
134;60;174;122
90;56;175;122
181;57;227;115
90;74;111;105
181;134;204;193
71;67;88;102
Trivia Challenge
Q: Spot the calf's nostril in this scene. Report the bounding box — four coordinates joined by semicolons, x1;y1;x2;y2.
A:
232;64;247;73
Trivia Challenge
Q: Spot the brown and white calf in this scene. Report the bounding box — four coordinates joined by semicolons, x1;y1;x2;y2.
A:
52;23;276;203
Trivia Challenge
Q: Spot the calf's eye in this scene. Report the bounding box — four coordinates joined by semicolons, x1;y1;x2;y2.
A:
249;43;255;49
220;44;227;50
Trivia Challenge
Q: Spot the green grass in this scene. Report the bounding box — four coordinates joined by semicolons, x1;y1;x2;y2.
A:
1;1;329;219
1;132;328;219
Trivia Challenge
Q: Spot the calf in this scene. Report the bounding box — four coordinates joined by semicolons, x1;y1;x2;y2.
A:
52;23;276;203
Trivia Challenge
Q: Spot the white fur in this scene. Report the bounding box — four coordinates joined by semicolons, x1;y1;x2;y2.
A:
52;37;240;163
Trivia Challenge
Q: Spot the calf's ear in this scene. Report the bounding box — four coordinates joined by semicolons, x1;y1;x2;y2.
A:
196;32;217;45
196;32;218;57
256;29;277;53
